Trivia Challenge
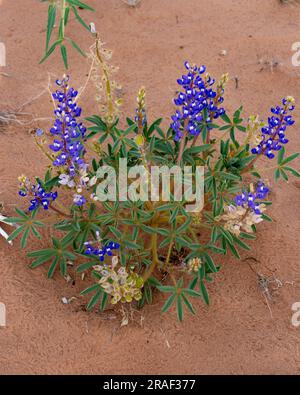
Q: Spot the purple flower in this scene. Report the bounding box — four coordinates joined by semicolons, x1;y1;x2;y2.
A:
171;62;226;141
19;183;58;211
84;241;120;262
234;182;269;215
251;97;295;159
36;128;44;136
73;194;86;207
49;76;87;195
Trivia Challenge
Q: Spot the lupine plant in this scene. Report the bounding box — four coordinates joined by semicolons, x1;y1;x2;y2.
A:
7;9;300;320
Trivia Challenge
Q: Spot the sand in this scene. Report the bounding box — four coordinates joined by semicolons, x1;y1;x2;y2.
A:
0;0;300;374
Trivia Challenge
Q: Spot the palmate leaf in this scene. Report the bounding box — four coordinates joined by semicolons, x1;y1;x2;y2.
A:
137;278;158;308
6;208;44;248
27;234;75;278
188;263;211;305
274;147;300;181
158;279;201;321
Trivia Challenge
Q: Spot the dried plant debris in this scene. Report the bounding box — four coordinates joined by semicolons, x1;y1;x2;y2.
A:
121;0;142;6
279;0;300;5
245;260;291;318
0;111;20;129
258;57;282;73
119;304;144;328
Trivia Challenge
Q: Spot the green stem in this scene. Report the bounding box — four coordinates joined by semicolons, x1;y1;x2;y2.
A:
60;0;66;38
177;130;187;165
142;231;159;282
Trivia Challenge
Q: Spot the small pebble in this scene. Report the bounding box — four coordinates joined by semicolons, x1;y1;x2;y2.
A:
61;297;69;305
219;49;227;56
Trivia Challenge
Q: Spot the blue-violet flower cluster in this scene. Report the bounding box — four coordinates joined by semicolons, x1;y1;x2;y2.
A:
19;182;58;211
251;97;295;159
171;62;226;141
50;76;87;206
84;241;120;262
234;182;269;215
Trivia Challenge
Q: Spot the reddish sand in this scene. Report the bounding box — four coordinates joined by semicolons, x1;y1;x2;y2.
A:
0;0;300;374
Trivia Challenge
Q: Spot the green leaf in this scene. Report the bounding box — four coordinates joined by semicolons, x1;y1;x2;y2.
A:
30;254;53;269
30;227;41;240
261;213;272;222
181;294;195;315
281;152;299;165
60;258;67;277
100;292;108;311
183;288;201;298
58;17;65;40
177;216;192;233
219;171;241;181
7;225;25;242
109;226;122;239
46;4;57;51
189;277;198;290
283;166;300;177
87;289;102;310
203;253;218;273
278;146;285;164
47;257;59;278
280;169;288;181
176;296;183;321
161;293;176;313
232;236;251;251
147;276;162;288
226;239;241;259
221;113;231;124
20;226;30;248
219;227;233;244
211;226;219;243
64;6;70;25
69;39;86;57
60;45;68;69
15;208;28;219
158;285;175;293
27;248;55;258
71;5;90;31
81;283;100;295
239;232;256;240
40;39;62;64
67;0;95;11
200;281;209;305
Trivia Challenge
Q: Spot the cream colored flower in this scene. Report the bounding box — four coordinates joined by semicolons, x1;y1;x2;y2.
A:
187;257;202;273
218;203;266;236
98;264;144;305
